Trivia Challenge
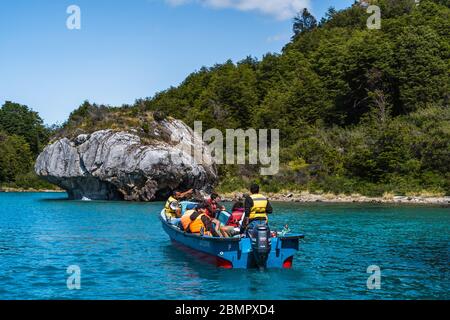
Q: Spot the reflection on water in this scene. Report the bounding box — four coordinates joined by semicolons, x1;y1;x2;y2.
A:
0;192;448;299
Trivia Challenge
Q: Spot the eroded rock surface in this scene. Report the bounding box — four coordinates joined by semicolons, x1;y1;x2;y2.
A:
35;119;217;201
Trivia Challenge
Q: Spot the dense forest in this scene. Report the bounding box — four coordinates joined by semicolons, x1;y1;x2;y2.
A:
141;0;450;196
1;0;449;196
0;102;55;190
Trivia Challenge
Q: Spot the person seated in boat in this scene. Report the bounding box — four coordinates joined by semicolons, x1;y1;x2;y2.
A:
199;199;232;237
241;183;273;234
164;189;193;223
227;201;245;228
212;210;236;237
181;202;221;237
208;201;244;238
206;192;226;218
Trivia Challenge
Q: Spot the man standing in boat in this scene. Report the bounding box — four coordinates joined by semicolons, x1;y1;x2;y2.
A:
242;183;273;234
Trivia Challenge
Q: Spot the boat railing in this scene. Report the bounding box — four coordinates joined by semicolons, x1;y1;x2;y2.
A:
278;234;305;240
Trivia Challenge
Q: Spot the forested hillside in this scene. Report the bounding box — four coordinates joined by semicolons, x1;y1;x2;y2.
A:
3;0;449;196
136;0;449;196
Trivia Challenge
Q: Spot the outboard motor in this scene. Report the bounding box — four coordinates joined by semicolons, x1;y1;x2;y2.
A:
250;225;271;270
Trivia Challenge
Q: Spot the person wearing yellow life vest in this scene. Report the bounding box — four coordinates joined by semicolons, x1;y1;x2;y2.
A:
241;183;273;234
180;202;221;237
164;189;193;223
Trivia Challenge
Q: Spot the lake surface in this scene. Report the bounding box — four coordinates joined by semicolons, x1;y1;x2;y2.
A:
0;192;448;300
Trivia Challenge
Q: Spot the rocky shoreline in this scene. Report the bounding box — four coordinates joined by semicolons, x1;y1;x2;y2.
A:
2;188;449;206
0;187;64;193
221;191;450;206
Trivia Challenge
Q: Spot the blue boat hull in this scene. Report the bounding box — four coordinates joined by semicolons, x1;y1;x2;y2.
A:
159;210;303;269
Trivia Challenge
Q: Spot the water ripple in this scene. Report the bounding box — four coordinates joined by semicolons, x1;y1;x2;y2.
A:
0;193;448;299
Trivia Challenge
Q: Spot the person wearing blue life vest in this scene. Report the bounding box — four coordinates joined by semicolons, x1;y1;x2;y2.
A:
241;183;273;234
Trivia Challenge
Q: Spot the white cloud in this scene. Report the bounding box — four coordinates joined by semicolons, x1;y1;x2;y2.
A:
166;0;191;5
165;0;310;20
267;33;290;42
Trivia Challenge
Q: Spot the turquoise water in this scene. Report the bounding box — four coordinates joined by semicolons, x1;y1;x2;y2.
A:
0;192;448;300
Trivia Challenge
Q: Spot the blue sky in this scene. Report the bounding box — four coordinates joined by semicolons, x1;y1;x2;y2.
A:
0;0;354;125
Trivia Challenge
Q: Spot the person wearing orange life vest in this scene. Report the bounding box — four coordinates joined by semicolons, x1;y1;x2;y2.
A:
180;202;221;237
241;183;273;234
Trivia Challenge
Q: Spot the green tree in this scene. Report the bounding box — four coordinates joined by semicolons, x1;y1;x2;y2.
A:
0;101;49;156
394;26;449;113
292;8;317;37
0;132;33;183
